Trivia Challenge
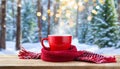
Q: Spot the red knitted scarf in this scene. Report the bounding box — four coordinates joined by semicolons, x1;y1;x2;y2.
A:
18;45;116;63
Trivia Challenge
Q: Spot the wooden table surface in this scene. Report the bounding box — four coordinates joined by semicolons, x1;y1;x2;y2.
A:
0;55;120;69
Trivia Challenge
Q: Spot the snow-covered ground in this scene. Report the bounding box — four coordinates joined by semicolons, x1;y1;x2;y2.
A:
0;38;120;55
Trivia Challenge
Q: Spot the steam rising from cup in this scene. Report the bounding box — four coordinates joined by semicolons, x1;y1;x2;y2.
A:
52;22;71;35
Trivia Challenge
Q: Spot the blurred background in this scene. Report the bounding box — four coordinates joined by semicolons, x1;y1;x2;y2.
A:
0;0;120;54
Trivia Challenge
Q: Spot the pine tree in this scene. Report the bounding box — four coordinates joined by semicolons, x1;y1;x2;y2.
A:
21;0;37;43
90;0;120;48
6;0;16;41
78;0;94;44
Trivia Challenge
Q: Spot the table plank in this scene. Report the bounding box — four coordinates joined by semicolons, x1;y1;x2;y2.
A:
0;55;120;69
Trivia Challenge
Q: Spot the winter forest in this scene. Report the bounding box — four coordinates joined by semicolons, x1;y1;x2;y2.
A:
0;0;120;54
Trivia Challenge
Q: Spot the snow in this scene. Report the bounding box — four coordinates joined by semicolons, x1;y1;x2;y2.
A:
0;38;120;55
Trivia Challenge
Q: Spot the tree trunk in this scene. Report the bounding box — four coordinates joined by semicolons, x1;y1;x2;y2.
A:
53;1;57;24
76;0;79;37
0;0;6;49
37;0;43;41
118;0;120;22
0;1;1;50
47;0;51;36
53;1;59;24
16;0;21;50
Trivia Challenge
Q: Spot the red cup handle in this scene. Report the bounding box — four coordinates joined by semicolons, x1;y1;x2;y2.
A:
41;38;50;50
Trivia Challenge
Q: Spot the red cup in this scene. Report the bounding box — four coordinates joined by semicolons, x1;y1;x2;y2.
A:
41;35;72;51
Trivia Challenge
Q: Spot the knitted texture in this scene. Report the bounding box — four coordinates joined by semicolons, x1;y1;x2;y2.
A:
18;47;40;59
18;45;116;63
76;50;116;63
